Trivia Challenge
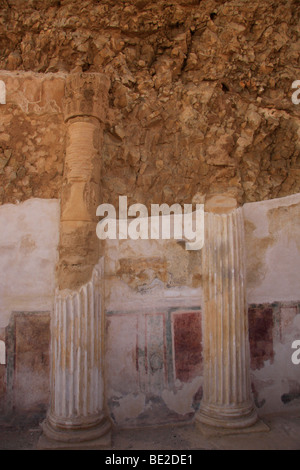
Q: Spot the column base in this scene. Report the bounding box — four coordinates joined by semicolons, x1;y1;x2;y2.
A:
37;413;112;450
195;417;270;438
195;402;259;430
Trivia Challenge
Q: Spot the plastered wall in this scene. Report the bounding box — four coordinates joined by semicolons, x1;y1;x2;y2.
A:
0;198;60;328
0;194;299;421
244;193;300;304
244;193;300;414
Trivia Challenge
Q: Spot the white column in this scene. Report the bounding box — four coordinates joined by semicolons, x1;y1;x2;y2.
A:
196;195;257;429
38;73;111;448
41;260;111;446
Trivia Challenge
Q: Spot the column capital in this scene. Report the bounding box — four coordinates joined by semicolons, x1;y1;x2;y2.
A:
63;73;110;123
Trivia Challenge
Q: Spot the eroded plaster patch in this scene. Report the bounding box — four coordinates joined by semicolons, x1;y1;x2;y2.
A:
244;194;300;304
251;303;300;414
111;392;146;423
161;377;203;415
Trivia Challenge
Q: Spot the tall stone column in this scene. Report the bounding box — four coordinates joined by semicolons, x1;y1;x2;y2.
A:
196;195;258;430
58;72;110;291
39;73;111;449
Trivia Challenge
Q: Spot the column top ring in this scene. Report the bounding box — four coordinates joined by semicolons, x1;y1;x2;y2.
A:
63;72;110;123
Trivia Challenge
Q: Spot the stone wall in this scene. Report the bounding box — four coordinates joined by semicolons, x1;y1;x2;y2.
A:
1;0;300;208
0;72;65;204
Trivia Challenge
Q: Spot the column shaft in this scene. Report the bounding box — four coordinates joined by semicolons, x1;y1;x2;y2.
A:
58;117;102;291
196;199;257;429
39;73;111;448
43;261;110;443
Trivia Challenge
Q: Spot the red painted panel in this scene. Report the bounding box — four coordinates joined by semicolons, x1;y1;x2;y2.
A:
173;311;202;382
248;306;274;370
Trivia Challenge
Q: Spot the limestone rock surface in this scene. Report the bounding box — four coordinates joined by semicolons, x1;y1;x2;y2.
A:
0;0;299;205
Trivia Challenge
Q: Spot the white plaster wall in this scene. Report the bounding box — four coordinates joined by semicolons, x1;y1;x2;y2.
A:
0;198;60;328
244;193;300;414
251;307;300;414
244;193;300;304
104;236;202;314
104;194;300;309
104;193;300;313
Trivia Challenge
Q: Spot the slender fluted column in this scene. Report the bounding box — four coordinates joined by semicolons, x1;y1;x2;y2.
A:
39;73;111;448
42;261;111;446
196;195;257;429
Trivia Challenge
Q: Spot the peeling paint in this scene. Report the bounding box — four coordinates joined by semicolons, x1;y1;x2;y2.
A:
250;302;300;414
111;393;146;423
162;377;203;415
244;194;300;304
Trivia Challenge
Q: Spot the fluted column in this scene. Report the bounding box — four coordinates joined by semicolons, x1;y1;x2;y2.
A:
42;261;111;445
196;195;257;429
39;73;111;448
